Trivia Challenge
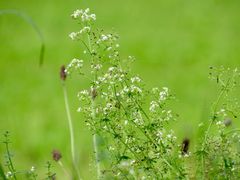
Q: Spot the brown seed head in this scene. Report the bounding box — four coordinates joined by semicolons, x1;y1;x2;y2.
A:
60;65;67;81
181;138;190;155
52;149;62;162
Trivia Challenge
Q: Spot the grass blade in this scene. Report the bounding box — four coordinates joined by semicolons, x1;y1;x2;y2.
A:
0;9;45;66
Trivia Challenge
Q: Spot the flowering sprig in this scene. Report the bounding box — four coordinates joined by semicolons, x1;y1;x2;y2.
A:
67;8;185;179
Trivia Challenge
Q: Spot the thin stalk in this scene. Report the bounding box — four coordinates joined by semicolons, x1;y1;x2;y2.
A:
91;100;101;179
62;84;81;179
58;161;71;179
4;142;17;180
0;9;45;66
86;31;101;179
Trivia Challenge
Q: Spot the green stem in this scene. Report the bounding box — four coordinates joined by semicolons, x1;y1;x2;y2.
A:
4;142;17;180
86;30;101;179
58;161;71;179
62;84;81;179
91;100;101;179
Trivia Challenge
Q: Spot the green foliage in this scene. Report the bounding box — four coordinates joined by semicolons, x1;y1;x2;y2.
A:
1;5;240;180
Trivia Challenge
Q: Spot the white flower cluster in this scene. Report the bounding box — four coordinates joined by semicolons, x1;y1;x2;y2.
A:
71;8;96;22
159;87;169;101
95;67;126;85
131;76;141;83
69;26;91;40
149;87;171;114
66;58;84;75
91;64;102;71
6;171;12;178
96;34;115;44
149;101;159;112
77;89;89;100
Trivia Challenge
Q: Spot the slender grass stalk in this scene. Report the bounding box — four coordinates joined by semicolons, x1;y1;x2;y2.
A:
0;9;45;66
86;31;102;179
62;83;81;179
58;160;71;179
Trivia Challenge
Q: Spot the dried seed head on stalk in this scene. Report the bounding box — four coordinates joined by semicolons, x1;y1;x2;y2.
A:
60;65;67;81
181;138;190;155
52;150;62;162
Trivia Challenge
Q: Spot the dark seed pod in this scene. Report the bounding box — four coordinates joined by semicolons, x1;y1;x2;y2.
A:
52;150;62;162
60;65;67;81
181;138;190;155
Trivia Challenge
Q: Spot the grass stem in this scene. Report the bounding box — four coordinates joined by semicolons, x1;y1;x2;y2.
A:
62;83;81;179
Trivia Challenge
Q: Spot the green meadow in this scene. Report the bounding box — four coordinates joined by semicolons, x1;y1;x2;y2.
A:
1;0;240;179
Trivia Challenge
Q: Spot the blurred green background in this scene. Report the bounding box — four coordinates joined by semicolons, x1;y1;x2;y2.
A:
1;0;240;179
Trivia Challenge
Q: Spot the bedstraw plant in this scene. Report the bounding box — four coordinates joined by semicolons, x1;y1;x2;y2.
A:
65;8;240;179
66;8;186;179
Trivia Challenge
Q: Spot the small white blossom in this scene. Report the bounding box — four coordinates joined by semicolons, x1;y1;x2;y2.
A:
6;171;12;178
71;8;96;22
131;76;141;83
79;26;91;34
159;87;169;101
66;58;84;74
69;32;78;40
71;9;83;19
30;166;35;172
149;101;159;112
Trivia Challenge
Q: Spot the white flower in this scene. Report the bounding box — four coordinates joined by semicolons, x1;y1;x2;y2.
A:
71;9;83;19
90;14;96;21
101;34;108;41
30;166;35;172
130;85;142;94
149;101;159;112
71;8;96;22
131;76;141;83
79;26;91;34
69;32;78;40
66;58;84;74
91;64;102;70
6;171;12;178
107;46;112;51
156;131;163;138
108;66;115;72
152;87;159;94
159;87;169;101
